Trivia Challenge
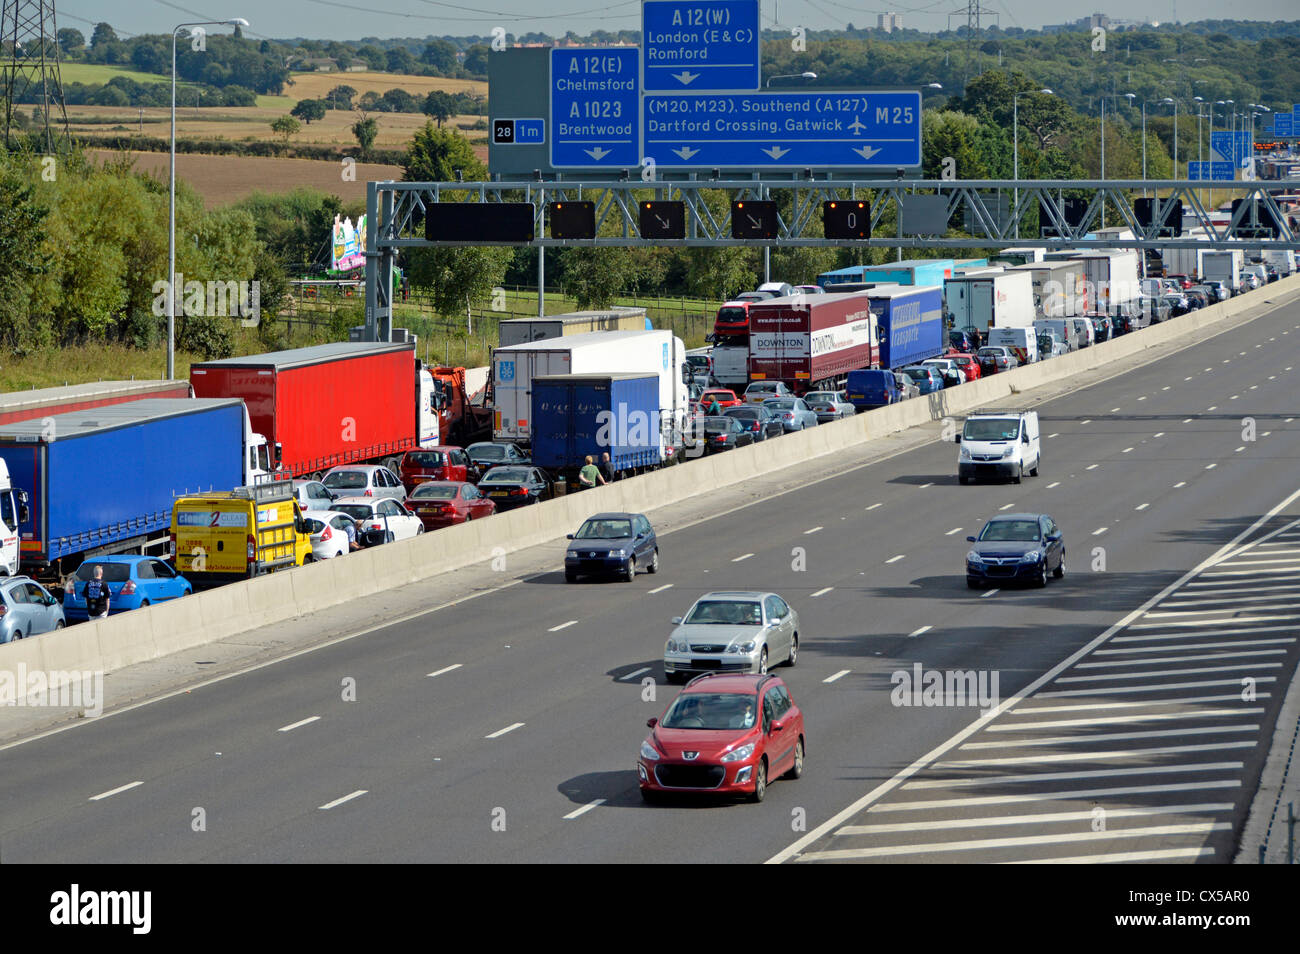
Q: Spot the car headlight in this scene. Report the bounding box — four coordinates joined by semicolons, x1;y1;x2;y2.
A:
960;447;971;460
730;640;757;654
613;549;626;558
640;740;661;761
1001;446;1015;458
720;742;756;763
1020;550;1042;563
666;638;688;653
967;550;983;564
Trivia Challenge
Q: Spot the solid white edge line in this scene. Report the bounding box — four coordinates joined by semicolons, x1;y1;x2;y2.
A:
763;483;1300;865
277;716;321;733
318;789;367;811
563;798;607;820
486;722;525;739
426;664;463;678
89;781;143;801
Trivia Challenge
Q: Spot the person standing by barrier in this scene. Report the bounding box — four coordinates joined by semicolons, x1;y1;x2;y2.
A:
578;455;606;490
599;452;616;483
85;565;110;620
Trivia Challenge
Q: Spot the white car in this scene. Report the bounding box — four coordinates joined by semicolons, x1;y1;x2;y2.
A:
321;465;406;502
742;380;794;404
292;479;335;512
302;510;358;559
921;358;965;388
330;496;425;544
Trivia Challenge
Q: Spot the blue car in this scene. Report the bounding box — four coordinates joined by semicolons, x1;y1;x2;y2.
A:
966;514;1065;589
899;365;946;395
63;555;192;622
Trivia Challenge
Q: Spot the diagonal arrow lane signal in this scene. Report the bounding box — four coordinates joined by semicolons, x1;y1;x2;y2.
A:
584;147;611;161
673;146;699;160
655;215;670;229
746;215;761;229
672;71;699;86
853;145;882;161
762;146;790;160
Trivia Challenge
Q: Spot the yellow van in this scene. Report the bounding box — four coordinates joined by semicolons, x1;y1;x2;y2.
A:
171;481;312;587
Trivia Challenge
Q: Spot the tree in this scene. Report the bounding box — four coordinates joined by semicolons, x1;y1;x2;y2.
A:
352;115;379;158
356;45;386;71
403;121;485;181
380;88;419;113
423;90;455;127
90;23;117;48
422;39;458;74
291;98;327;124
462;44;489;76
326;84;357;110
386;47;417;74
57;28;85;56
271;115;301;144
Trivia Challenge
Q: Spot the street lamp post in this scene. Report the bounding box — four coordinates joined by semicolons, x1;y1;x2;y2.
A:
169;17;248;380
1193;96;1204;163
1161;97;1177;179
1013;88;1053;240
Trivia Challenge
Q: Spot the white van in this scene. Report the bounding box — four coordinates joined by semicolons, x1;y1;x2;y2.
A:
986;326;1039;365
1033;318;1077;352
956;409;1041;485
1070;317;1095;348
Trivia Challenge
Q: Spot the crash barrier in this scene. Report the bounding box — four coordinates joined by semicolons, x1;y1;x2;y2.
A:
6;274;1300;696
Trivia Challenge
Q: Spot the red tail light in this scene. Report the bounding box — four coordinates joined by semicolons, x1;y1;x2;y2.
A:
122;580;136;596
512;487;527;495
0;605;6;618
364;489;373;496
169;532;176;557
320;525;332;541
247;534;257;563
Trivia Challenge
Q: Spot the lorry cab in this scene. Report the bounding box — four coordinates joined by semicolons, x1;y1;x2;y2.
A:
713;301;752;337
956;409;1041;485
0;459;30;577
171;481;312;588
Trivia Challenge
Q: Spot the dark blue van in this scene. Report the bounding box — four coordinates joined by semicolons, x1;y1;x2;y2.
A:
846;369;901;411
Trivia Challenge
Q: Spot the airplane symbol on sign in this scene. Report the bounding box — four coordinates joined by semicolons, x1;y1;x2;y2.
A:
848;116;866;135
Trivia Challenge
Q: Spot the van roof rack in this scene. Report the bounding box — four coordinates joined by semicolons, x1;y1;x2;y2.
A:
230;480;296;503
969;407;1031;417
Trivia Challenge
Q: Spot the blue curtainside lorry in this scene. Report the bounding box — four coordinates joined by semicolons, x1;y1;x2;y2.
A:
0;398;253;585
868;285;947;369
531;373;668;487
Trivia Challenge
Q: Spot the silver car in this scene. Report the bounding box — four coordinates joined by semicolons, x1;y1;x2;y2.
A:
761;396;819;431
0;576;65;642
893;371;920;400
321;464;406;502
664;591;800;683
802;389;857;423
292;479;335;512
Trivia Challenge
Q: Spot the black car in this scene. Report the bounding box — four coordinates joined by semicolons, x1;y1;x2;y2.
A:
1090;316;1111;342
1110;313;1133;336
966;513;1065;589
465;441;529;480
723;405;784;441
702;415;756;452
565;511;659;582
476;465;550;509
949;329;979;352
1184;288;1212;311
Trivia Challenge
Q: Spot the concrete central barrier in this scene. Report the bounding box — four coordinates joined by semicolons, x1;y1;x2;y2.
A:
5;274;1300;694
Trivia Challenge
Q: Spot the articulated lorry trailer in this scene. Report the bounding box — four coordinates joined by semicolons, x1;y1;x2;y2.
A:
747;292;875;393
498;308;648;347
867;286;947;369
0;398;269;585
191;342;440;480
0;380;193;427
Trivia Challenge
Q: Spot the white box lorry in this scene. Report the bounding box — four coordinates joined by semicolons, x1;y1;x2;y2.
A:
945;270;1035;342
1202;250;1244;295
491;330;687;445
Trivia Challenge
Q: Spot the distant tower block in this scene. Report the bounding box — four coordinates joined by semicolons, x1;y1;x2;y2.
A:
1;0;71;150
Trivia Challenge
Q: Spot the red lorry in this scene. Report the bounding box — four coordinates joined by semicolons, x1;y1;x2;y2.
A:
0;380;193;426
747;292;875;394
190;342;440;480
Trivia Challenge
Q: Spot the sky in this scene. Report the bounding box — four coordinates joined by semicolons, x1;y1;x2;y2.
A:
57;0;1299;42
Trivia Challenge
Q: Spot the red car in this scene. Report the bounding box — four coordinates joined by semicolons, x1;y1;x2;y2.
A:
638;673;805;803
700;388;742;410
398;446;472;491
406;480;496;529
945;351;983;382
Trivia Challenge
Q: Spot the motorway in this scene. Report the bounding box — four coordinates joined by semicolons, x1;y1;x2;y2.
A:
2;294;1300;863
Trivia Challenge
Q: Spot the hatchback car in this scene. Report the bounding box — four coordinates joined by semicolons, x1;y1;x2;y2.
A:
802;390;857;423
762;397;819;431
63;556;192;623
331;497;425;544
321;465;406;501
966;513;1064;589
976;346;1018;375
638;673;805;803
565;512;659;582
700;388;743;410
476;465;550;509
702;415;756;451
398;446;472;491
302;511;359;560
406;480;496;529
664;591;800;682
1;576;65;642
742;381;793;405
920;359;964;388
465;442;530;479
899;364;946;394
722;405;784;441
946;352;982;382
292;479;335;512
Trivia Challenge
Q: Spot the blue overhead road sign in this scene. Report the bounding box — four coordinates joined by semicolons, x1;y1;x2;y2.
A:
1188;161;1234;181
644;90;922;169
642;0;760;91
1274;113;1293;137
550;47;640;168
1211;130;1252;166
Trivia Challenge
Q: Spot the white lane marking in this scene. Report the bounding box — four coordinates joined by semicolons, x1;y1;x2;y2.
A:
837;804;1233;836
962;726;1257;749
1230;395;1239;401
1185;376;1193;381
981;588;1000;599
1056;663;1281;683
1182;418;1194;424
90;781;143;802
319;790;367;811
1263;431;1272;437
824;669;851;684
549;620;578;632
811;587;833;598
1020;694;1268;715
1047;481;1060;489
1250;385;1258;391
648;583;674;594
426;664;462;678
992;708;1265;731
999;503;1015;511
278;716;321;733
945;526;963;536
1078;649;1287;668
1080;419;1092;425
1138;396;1147;401
732;553;754;562
866;780;1241;813
1206;463;1218;470
1110;407;1120;413
937;741;1256;768
1038;678;1276;699
1134;611;1300;627
797;824;1229;861
486;722;525;739
865;503;882;511
918;482;934;489
1174;481;1187;488
620;667;651;682
902;762;1243;790
886;554;906;564
1161;387;1171;391
1085;464;1099;471
1092;527;1108;536
1152;432;1164;438
1135;503;1149;511
907;625;932;639
563;798;607;820
1098;638;1292;655
766;487;1300;865
804;526;823;535
1122;447;1134;453
1047;432;1059;439
1005;847;1215;864
1160;589;1300;606
1235;446;1246;453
